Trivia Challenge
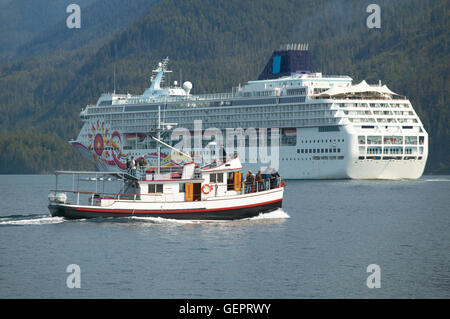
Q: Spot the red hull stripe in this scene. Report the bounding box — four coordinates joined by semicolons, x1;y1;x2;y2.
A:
75;198;282;214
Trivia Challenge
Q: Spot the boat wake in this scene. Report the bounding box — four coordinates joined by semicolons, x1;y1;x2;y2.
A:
246;208;290;220
128;208;290;225
422;178;450;182
0;210;289;226
0;214;65;226
129;216;198;224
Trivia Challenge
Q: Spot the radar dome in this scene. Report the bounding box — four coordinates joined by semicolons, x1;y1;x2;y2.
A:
183;81;192;94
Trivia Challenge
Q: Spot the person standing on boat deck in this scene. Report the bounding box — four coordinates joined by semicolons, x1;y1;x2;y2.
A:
256;170;264;191
245;170;254;193
245;170;252;182
131;156;136;177
220;145;227;163
126;158;131;174
255;170;263;182
139;157;147;176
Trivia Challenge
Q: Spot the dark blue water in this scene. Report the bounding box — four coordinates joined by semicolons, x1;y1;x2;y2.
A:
0;174;449;298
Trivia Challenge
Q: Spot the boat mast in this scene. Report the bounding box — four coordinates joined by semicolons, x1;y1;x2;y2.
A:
155;102;178;175
157;105;161;174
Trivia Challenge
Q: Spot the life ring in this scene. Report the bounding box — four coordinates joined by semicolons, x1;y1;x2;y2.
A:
202;184;213;194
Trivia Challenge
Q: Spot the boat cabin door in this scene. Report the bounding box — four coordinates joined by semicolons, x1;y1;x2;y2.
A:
193;183;201;201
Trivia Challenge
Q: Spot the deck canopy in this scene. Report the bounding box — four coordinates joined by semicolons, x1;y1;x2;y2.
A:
312;80;399;99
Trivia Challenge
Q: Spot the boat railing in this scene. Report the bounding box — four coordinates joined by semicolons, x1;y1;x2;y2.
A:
240;176;283;194
50;189;147;205
130;166;187;180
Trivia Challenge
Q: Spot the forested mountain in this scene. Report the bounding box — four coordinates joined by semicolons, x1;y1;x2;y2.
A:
0;0;96;61
0;0;448;174
14;0;160;60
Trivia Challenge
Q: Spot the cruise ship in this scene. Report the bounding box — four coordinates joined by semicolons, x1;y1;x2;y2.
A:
71;44;428;179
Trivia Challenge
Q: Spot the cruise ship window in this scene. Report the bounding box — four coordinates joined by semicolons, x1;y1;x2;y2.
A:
419;136;425;144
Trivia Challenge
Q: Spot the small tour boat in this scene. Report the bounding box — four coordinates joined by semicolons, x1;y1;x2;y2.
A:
48;155;284;220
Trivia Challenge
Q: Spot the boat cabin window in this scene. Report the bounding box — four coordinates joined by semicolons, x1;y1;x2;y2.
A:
148;184;163;193
210;173;223;183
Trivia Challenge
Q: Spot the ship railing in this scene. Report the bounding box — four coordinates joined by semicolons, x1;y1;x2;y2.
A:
321;75;353;78
124;92;239;105
195;92;237;100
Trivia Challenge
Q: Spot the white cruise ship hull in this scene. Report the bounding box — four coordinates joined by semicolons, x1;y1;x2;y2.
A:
72;123;428;180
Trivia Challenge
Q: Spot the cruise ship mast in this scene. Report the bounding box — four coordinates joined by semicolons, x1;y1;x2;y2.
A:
150;57;171;91
142;57;192;98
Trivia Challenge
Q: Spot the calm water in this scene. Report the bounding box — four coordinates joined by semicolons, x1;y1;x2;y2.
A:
0;174;449;298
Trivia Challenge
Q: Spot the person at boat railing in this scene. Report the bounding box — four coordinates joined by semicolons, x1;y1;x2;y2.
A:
245;170;254;194
126;158;131;174
220;145;227;163
131;156;137;177
138;157;147;178
255;170;265;191
264;166;280;189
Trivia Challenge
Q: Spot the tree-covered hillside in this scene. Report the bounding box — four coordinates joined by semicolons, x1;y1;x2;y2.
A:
0;0;96;61
14;0;160;60
0;0;448;174
0;132;93;174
